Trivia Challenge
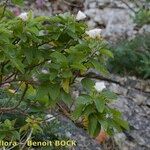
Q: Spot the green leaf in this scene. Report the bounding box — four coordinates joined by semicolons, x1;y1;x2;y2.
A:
0;133;6;140
61;90;72;105
114;118;129;130
81;78;94;91
71;63;87;71
36;85;49;104
48;84;60;100
24;48;34;64
72;104;85;120
26;84;36;100
12;0;24;6
62;70;72;78
111;109;122;118
51;51;67;65
76;95;93;105
99;120;108;130
93;123;101;137
36;85;48;99
91;60;109;75
101;90;117;102
100;49;114;58
49;70;58;81
10;58;25;73
88;114;98;136
4;119;12;128
12;131;20;140
61;79;70;93
82;105;96;116
37;95;49;105
19;124;29;133
94;97;105;113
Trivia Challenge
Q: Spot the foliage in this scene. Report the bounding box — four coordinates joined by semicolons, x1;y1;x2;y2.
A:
134;9;150;27
0;0;128;149
108;0;150;79
108;34;150;79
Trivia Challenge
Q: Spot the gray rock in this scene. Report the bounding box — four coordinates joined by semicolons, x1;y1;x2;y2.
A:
57;115;102;150
108;83;128;95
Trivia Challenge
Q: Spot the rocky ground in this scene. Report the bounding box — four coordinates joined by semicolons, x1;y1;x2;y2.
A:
97;73;150;150
8;0;150;149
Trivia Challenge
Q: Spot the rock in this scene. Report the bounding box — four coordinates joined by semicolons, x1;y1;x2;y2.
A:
108;83;128;95
139;25;150;34
57;115;102;150
84;0;148;42
89;72;150;150
145;97;150;106
128;89;147;105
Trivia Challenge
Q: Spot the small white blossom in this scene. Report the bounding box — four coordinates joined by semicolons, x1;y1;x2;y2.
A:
76;11;86;21
45;114;55;122
47;60;51;64
106;114;113;119
18;12;28;21
39;30;45;36
41;69;49;74
85;28;102;38
106;114;109;118
94;81;106;92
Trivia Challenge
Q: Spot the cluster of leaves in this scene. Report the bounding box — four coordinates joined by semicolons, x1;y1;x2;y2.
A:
130;0;150;27
134;9;150;27
0;0;128;149
73;79;129;136
108;34;150;79
108;0;150;79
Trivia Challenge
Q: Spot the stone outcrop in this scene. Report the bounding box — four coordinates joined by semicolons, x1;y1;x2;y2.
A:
90;71;150;150
57;115;102;150
84;0;150;42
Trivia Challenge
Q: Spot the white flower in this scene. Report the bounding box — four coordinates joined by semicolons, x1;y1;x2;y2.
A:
106;114;109;119
47;60;51;64
76;11;86;21
106;114;112;119
41;69;49;74
39;30;45;36
18;12;28;21
94;81;106;92
85;28;102;38
45;114;55;122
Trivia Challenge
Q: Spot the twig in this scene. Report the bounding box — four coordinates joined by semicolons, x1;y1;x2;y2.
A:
120;0;136;13
57;103;71;119
21;129;33;150
0;61;10;83
0;83;28;112
62;0;83;8
13;83;28;109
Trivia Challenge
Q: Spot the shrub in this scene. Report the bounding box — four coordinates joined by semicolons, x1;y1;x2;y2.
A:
108;34;150;79
0;0;128;149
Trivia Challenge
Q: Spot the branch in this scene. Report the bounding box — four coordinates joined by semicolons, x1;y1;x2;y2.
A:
0;83;28;112
120;0;136;13
0;61;10;83
13;83;28;109
25;59;50;70
62;0;83;8
21;128;33;150
80;72;121;85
